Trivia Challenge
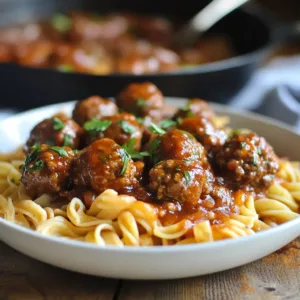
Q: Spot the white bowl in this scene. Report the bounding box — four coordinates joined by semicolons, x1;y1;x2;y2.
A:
0;99;299;280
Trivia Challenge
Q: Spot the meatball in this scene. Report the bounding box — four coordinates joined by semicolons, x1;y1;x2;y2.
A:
72;138;138;193
53;42;113;75
13;40;55;67
178;117;227;150
72;95;118;126
149;160;206;205
21;144;75;198
174;99;215;121
215;132;279;188
25;113;83;152
84;112;143;150
147;129;206;164
116;82;164;121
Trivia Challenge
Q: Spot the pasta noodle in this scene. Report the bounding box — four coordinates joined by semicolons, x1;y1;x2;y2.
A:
0;147;299;247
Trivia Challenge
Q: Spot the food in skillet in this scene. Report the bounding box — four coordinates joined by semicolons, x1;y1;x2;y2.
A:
0;11;234;74
0;82;299;247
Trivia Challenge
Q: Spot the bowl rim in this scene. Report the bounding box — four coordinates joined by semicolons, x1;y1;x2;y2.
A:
0;99;299;253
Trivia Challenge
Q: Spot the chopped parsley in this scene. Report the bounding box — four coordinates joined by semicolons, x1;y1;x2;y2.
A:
175;166;181;172
53;117;65;131
122;139;149;160
257;147;262;156
29;160;44;172
253;155;258;166
49;146;69;157
83;119;112;136
186;111;195;117
136;117;145;125
160;119;176;129
184;160;193;166
136;98;147;108
24;144;42;171
118;148;130;176
73;149;79;154
176;117;183;125
148;123;166;135
148;138;161;164
51;13;72;33
57;64;73;73
240;142;246;149
63;134;72;147
184;171;192;185
118;120;135;134
98;149;108;164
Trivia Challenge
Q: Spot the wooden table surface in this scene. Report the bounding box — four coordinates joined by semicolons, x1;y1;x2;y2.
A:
0;238;299;300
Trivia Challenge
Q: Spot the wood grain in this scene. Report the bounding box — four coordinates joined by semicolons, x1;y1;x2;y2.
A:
0;238;299;300
0;242;118;300
118;238;300;300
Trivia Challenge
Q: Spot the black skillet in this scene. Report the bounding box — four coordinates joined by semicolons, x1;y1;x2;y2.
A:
0;0;271;110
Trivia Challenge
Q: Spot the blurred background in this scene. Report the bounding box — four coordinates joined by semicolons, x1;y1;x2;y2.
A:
0;0;299;129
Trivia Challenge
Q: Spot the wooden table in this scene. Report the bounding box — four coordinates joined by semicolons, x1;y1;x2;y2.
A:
1;238;299;300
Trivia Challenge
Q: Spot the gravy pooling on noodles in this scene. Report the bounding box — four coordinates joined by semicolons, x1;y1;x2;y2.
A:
1;82;300;246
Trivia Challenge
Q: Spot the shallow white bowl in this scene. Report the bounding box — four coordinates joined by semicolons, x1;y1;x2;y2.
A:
0;99;299;280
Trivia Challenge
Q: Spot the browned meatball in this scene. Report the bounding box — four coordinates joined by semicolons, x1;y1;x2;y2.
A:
116;82;164;121
149;160;206;205
21;144;75;198
13;40;55;68
53;42;113;75
178;117;227;150
72;138;138;193
215;132;279;188
0;44;12;62
147;129;206;164
68;12;130;41
72;95;118;126
25;113;83;152
84;112;143;150
174;99;215;121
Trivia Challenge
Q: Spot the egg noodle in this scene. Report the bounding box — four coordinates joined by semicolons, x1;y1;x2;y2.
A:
0;147;299;247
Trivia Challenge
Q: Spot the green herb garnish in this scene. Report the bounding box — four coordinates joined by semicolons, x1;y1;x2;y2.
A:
122;138;149;160
24;144;42;171
176;166;181;172
148;123;166;135
118;120;135;134
257;147;262;156
240;142;246;149
84;119;112;136
57;64;73;73
184;171;192;185
148;138;161;164
160;119;176;129
73;149;79;154
136;98;147;108
49;146;69;157
63;134;72;147
186;111;195;117
53;117;65;131
136;117;145;125
118;148;130;176
253;155;258;166
29;160;44;172
51;13;72;33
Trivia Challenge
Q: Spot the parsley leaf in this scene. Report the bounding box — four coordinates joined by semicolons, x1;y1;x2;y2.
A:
257;147;262;156
122;138;149;160
148;138;161;164
136;117;145;125
29;160;44;172
184;171;192;185
160;119;176;129
53;117;65;131
24;144;42;171
148;123;166;135
57;64;73;73
51;14;72;33
186;111;195;117
63;134;72;147
253;155;258;166
83;119;112;136
136;98;147;108
118;148;130;176
118;120;135;134
240;142;246;149
49;146;69;157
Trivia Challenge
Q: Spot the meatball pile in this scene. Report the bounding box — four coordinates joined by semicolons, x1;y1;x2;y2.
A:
21;82;279;211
